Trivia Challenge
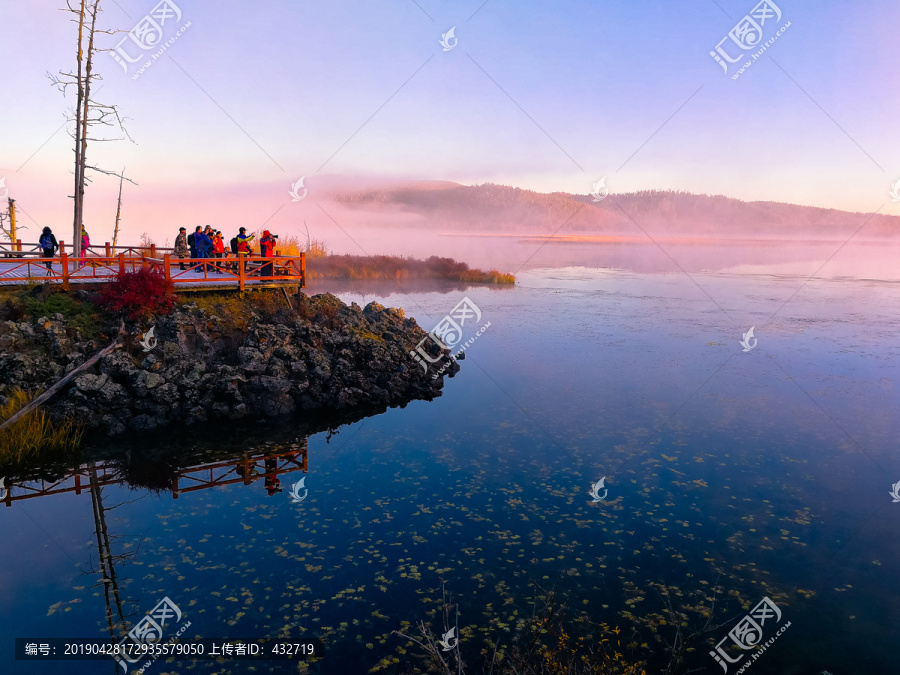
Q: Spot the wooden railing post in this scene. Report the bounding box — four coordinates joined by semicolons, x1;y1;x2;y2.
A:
60;252;69;288
242;455;252;485
163;254;171;284
301;252;306;288
150;244;157;259
59;240;65;253
15;239;21;252
105;242;111;257
118;253;125;274
238;252;245;291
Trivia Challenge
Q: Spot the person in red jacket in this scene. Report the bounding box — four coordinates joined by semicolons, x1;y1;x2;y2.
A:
213;231;226;274
259;230;277;277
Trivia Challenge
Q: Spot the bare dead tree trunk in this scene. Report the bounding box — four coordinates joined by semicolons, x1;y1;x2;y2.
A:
0;198;16;244
113;166;124;247
71;0;86;260
75;0;104;260
55;0;132;260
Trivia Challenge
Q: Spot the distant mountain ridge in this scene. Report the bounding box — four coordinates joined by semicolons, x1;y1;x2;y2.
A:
326;181;900;238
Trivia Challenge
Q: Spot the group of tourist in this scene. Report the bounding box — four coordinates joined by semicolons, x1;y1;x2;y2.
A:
33;224;280;277
173;226;279;274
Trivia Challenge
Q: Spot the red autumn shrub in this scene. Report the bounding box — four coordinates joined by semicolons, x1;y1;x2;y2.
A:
97;268;177;320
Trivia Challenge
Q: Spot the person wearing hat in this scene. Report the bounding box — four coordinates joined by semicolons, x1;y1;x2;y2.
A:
195;226;214;272
174;227;189;270
213;230;225;274
236;227;255;254
259;230;277;277
187;225;201;265
38;226;59;272
228;230;240;272
236;227;255;272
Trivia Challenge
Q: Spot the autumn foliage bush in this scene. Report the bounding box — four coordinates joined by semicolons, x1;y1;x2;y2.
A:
97;268;177;320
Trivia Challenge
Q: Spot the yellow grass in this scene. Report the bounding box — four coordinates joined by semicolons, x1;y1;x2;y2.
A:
307;238;329;259
273;235;328;258
0;388;83;465
276;235;303;256
188;289;288;329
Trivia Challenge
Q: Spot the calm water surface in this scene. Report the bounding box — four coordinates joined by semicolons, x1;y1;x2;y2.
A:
2;240;899;674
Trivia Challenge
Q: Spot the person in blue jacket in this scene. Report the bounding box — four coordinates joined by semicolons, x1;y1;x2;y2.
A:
194;227;214;272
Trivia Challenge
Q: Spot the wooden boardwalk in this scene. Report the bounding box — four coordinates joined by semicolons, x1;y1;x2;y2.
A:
0;241;306;291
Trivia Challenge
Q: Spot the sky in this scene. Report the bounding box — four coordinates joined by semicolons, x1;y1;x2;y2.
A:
1;0;899;248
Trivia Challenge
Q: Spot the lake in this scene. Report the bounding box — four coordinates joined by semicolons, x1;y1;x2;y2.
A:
2;235;899;674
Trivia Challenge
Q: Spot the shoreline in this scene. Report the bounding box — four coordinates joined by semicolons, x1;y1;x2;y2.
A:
0;290;459;446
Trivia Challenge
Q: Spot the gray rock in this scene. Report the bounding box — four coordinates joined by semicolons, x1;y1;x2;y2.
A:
145;372;163;389
244;376;296;416
102;414;127;436
129;414;161;431
151;383;178;404
186;405;208;425
97;381;129;407
75;373;109;393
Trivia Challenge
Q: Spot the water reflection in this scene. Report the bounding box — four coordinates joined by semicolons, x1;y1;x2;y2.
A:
1;266;898;675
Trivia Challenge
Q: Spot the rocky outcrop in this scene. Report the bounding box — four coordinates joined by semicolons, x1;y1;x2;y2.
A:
0;293;457;436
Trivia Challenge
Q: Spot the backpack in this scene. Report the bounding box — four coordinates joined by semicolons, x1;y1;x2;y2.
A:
230;237;239;254
187;233;196;247
40;234;54;250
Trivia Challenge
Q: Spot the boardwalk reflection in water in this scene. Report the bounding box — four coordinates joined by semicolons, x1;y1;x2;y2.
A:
1;443;309;507
1;437;310;673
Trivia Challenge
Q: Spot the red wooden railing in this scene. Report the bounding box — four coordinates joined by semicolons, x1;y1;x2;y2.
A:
0;251;306;291
0;240;174;258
